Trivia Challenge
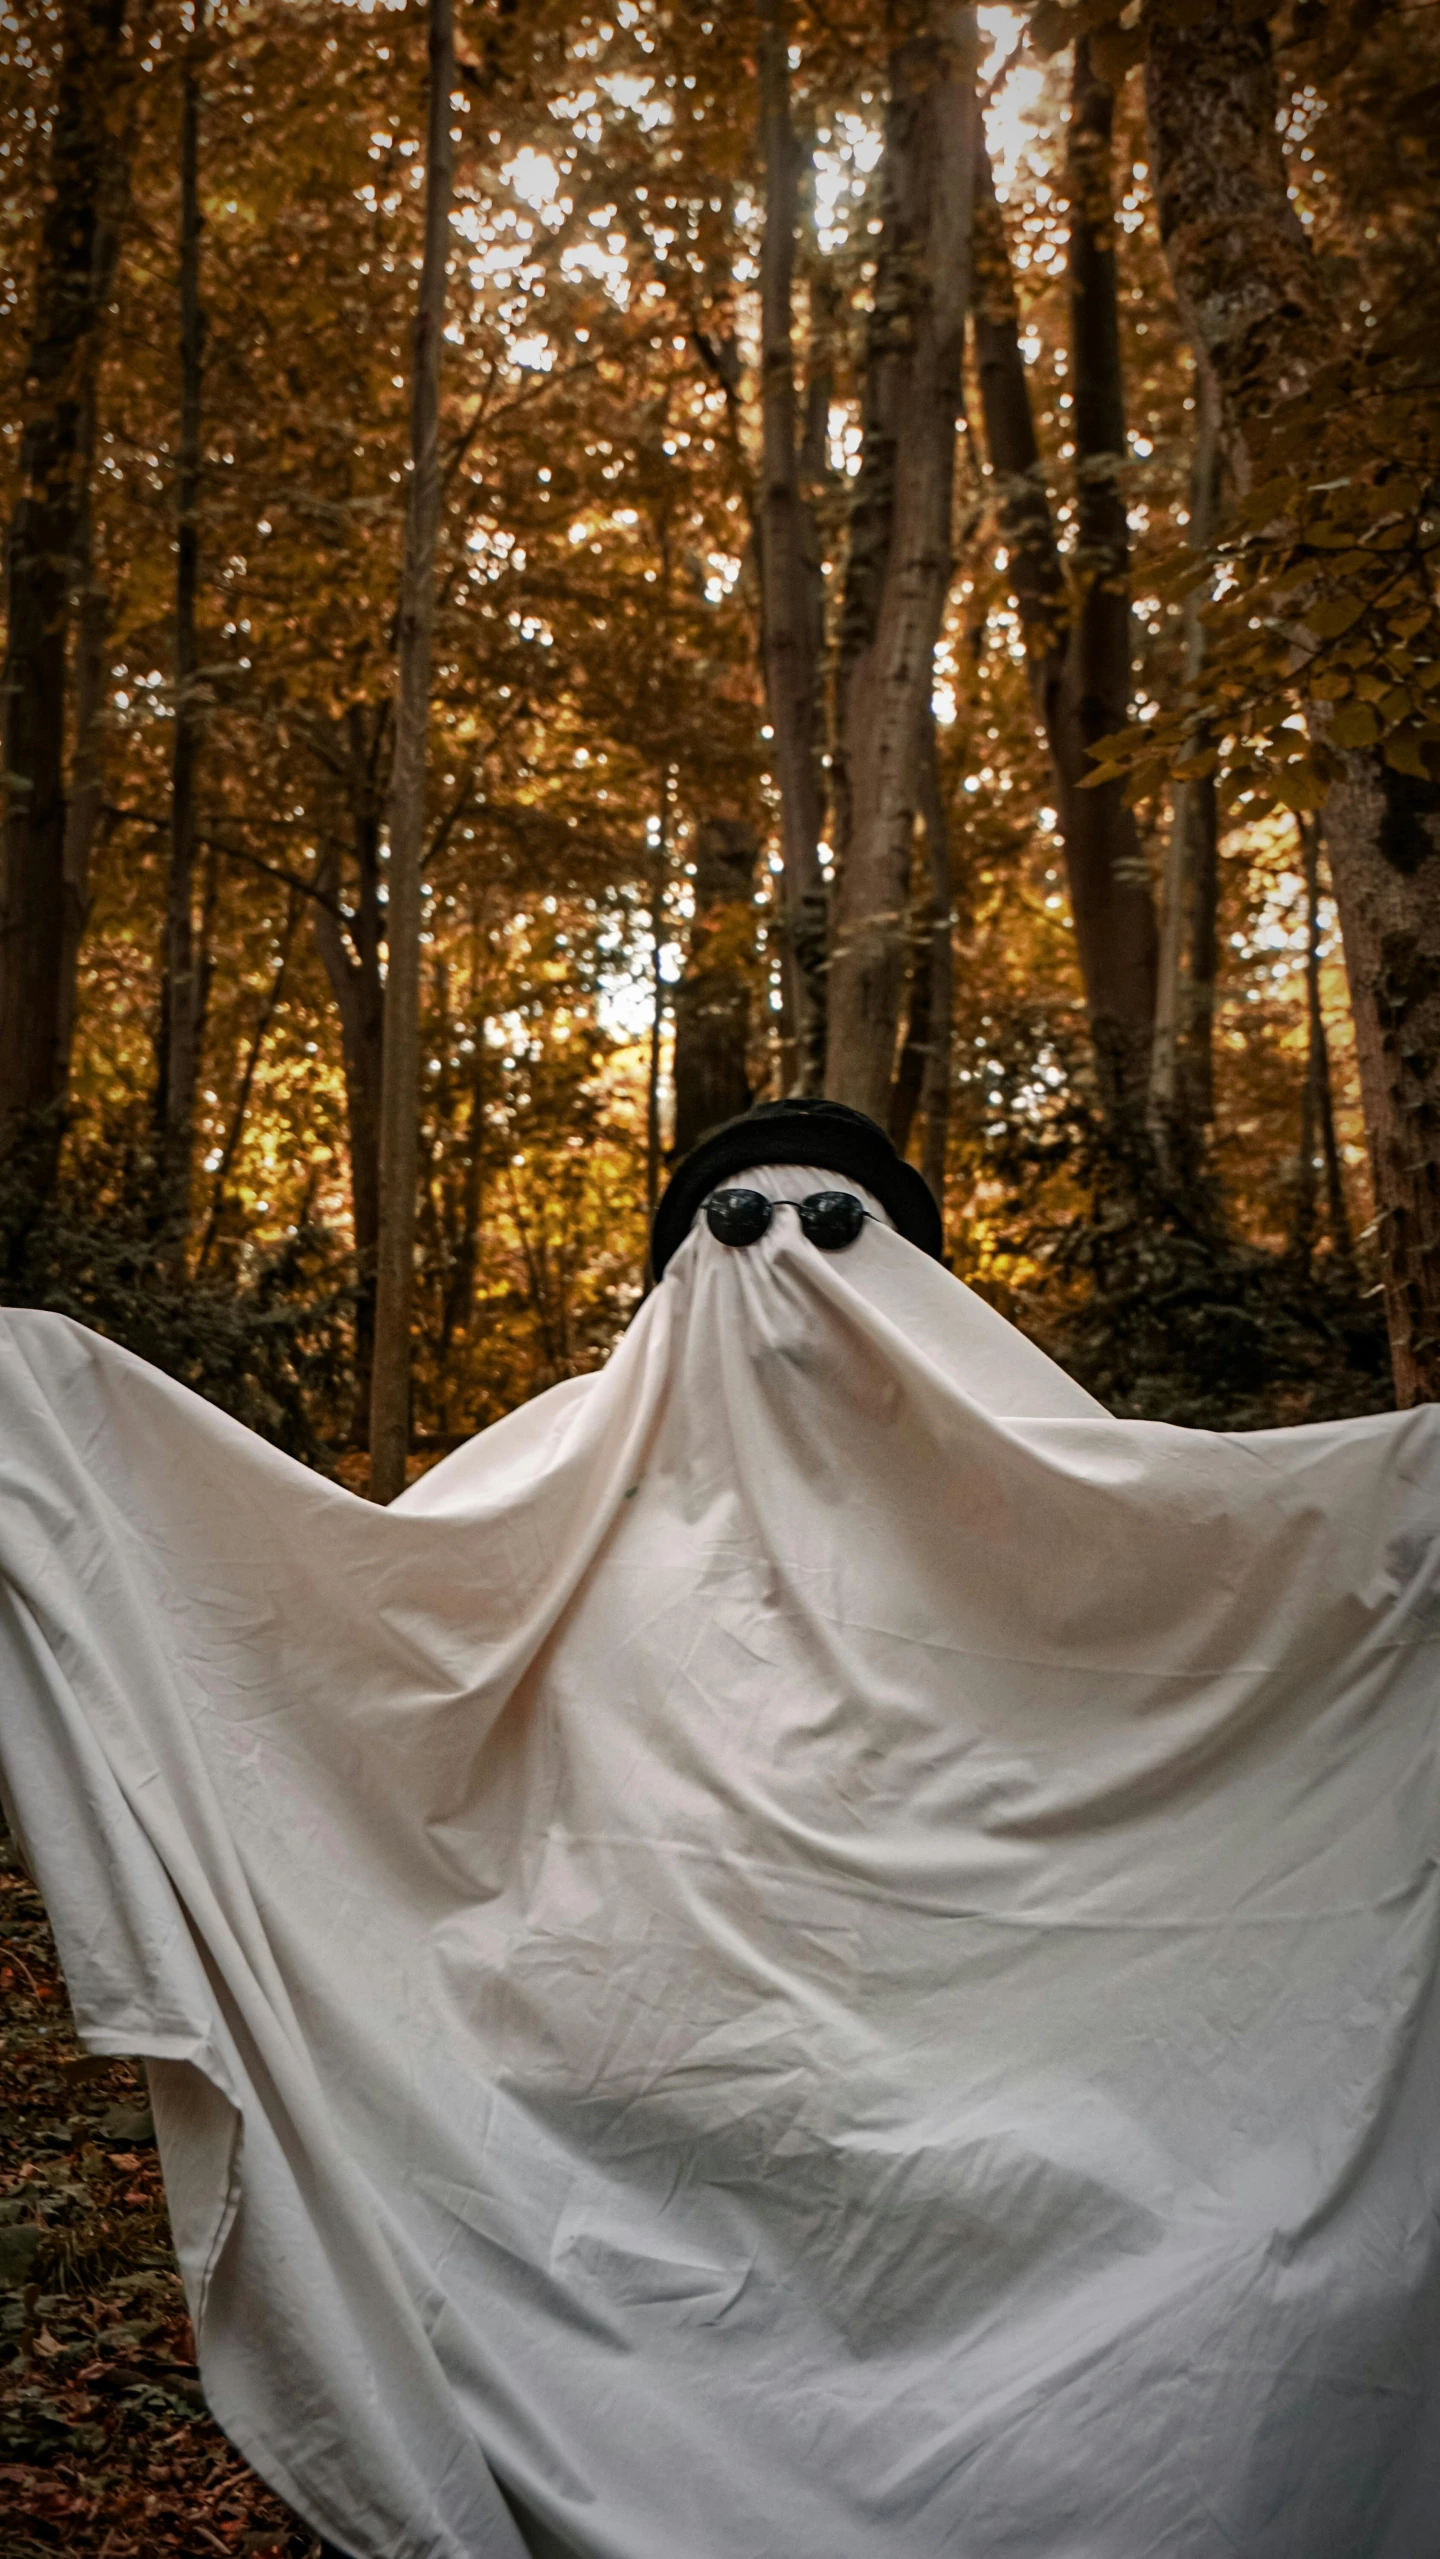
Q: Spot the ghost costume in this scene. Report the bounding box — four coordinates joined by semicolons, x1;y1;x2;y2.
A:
3;1153;1440;2559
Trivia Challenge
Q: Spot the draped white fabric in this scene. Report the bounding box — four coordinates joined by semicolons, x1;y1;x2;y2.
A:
3;1160;1440;2559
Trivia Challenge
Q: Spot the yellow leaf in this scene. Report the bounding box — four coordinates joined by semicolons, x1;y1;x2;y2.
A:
1328;700;1380;749
1384;733;1433;780
1308;595;1367;638
1273;765;1327;813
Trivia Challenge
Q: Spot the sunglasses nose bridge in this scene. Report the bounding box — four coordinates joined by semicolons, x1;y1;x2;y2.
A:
702;1189;869;1252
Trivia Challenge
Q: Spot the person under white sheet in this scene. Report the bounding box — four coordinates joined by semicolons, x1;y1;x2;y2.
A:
3;1095;1439;2559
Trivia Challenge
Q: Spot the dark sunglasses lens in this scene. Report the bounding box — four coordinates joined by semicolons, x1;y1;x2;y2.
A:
705;1188;772;1247
799;1191;867;1250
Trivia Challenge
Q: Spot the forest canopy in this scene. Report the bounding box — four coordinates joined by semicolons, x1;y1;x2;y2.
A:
2;0;1437;1487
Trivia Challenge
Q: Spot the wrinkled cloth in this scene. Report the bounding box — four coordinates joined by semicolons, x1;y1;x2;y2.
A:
3;1161;1440;2559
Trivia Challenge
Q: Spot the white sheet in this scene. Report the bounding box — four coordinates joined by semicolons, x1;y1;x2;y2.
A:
2;1160;1440;2559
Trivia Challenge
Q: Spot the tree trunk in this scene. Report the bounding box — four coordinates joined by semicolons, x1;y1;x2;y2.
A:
1150;365;1221;1154
917;714;953;1214
972;96;1155;1118
1145;1;1440;1403
0;0;129;1173
970;136;1066;735
645;771;671;1219
826;1;976;1125
58;121;130;1097
369;0;454;1500
757;0;827;1092
888;717;953;1211
159;0;206;1266
1292;816;1353;1274
310;707;387;1431
888;893;933;1163
671;817;757;1160
1055;37;1156;1114
436;898;488;1424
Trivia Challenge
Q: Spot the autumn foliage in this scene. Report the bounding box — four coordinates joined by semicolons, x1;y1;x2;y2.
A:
1;0;1433;1468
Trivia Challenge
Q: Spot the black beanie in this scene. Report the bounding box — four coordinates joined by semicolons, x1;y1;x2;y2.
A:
650;1099;944;1280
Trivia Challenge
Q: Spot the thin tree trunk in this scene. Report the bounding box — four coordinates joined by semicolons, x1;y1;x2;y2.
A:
827;1;977;1124
369;0;454;1501
888;715;953;1204
310;714;387;1434
159;0;206;1266
1184;743;1221;1135
1055;37;1156;1115
918;714;952;1214
757;0;827;1092
972;106;1155;1118
198;886;299;1269
645;772;671;1218
888;893;933;1162
970;135;1066;732
0;0;129;1176
1146;1;1440;1402
437;896;488;1417
58;125;130;1096
671;816;756;1162
1151;365;1221;1154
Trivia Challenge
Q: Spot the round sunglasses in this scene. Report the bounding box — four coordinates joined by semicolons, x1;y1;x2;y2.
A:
703;1187;876;1252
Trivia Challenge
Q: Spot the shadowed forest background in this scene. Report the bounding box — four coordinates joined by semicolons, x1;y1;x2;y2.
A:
1;4;1439;2546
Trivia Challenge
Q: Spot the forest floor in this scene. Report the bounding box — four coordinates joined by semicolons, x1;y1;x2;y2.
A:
0;1825;322;2558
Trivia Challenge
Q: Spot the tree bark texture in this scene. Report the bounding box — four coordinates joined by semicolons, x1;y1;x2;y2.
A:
58;124;130;1096
1151;364;1221;1151
159;0;207;1264
826;1;976;1126
1146;1;1440;1403
887;715;952;1215
1057;38;1156;1111
972;93;1155;1117
645;772;671;1220
757;0;827;1092
671;816;757;1160
310;706;388;1430
0;0;129;1168
369;0;454;1500
435;903;489;1424
917;715;953;1213
970;137;1066;736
